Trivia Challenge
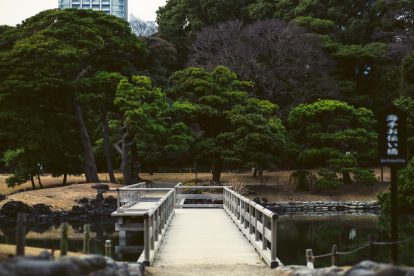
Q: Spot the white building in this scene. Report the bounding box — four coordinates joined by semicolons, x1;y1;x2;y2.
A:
58;0;128;20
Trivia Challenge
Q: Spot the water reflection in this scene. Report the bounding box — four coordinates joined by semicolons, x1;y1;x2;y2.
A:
0;222;118;256
277;214;414;267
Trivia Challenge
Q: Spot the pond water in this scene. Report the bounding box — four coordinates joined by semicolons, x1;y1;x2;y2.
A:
0;222;118;256
277;213;414;267
1;214;414;266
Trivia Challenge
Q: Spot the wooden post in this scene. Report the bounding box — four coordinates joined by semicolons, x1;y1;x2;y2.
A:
368;234;374;260
270;214;278;268
390;165;399;264
105;240;112;257
262;215;267;250
306;249;314;269
380;166;384;183
16;213;27;256
83;224;91;254
331;244;337;266
143;214;150;266
60;222;68;257
254;209;259;241
249;205;254;234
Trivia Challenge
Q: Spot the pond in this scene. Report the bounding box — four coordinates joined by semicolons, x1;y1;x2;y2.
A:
1;213;414;266
277;213;414;267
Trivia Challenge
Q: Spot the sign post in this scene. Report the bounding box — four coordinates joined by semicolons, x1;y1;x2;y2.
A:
379;104;407;265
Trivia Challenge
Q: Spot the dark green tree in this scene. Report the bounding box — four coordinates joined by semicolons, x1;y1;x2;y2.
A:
168;66;289;184
288;99;377;184
0;9;147;184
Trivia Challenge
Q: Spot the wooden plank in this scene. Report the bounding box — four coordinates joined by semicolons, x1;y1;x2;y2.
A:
176;204;223;208
115;223;144;232
176;194;224;200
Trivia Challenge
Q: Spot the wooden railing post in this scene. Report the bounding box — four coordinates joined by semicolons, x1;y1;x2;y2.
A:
331;244;337;266
105;240;112;257
83;224;91;254
270;214;278;268
262;215;267;250
150;215;155;250
16;213;27;256
60;222;68;257
143;214;150;266
254;209;259;241
249;205;254;234
306;249;314;269
368;235;374;260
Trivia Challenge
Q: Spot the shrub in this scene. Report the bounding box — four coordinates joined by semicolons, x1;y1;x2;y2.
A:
288;170;317;191
315;168;341;190
352;168;377;185
228;178;249;196
378;158;414;213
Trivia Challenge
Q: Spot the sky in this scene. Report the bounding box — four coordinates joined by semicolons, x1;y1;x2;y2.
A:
0;0;167;26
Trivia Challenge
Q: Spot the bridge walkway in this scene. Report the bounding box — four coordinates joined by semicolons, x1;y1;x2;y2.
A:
153;208;265;266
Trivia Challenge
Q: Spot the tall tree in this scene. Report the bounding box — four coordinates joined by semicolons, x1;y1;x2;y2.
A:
114;76;193;184
168;66;289;184
188;19;338;115
0;9;147;183
288;99;377;183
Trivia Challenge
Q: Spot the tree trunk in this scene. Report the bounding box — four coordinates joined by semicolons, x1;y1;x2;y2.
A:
63;173;68;186
101;112;116;183
74;101;100;183
342;170;352;185
121;124;132;185
30;175;36;190
37;173;43;189
211;159;222;185
130;142;139;184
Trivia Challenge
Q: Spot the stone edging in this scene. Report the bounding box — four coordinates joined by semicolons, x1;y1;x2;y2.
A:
264;201;380;215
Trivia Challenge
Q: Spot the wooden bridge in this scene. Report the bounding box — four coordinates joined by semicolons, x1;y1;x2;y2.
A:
111;182;282;269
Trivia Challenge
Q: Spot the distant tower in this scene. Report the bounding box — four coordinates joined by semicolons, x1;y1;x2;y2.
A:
58;0;128;21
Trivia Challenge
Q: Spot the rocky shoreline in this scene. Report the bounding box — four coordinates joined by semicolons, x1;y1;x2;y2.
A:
0;194;117;228
263;201;380;216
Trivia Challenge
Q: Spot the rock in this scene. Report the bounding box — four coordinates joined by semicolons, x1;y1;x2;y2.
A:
1;201;31;218
32;204;52;215
76;197;89;205
0;194;6;202
0;254;130;276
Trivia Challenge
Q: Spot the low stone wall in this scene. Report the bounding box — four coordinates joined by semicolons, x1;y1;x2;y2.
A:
265;201;380;216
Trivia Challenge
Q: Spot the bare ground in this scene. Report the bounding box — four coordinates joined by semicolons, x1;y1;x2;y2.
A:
0;244;81;262
0;183;121;211
0;169;390;210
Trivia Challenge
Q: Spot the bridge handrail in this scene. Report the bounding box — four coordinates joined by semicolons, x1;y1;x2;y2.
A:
139;188;176;266
223;187;280;268
174;183;231;208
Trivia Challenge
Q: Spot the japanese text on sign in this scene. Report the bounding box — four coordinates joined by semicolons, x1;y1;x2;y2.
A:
386;114;399;156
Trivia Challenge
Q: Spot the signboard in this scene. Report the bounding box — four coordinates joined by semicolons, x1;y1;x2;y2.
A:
378;104;407;165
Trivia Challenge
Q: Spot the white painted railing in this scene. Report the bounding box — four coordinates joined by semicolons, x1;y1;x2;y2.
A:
174;182;225;208
114;182;171;211
138;188;176;266
223;187;281;268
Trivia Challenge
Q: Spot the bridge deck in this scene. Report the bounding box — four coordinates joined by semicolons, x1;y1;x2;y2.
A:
153;209;266;267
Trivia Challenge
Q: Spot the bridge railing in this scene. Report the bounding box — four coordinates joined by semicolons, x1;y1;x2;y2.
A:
138;188;176;266
174;182;225;208
114;182;170;211
223;187;280;268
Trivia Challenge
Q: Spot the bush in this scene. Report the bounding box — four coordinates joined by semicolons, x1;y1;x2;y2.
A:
378;158;414;213
352;168;377;185
315;168;341;190
288;170;317;191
